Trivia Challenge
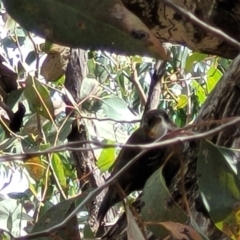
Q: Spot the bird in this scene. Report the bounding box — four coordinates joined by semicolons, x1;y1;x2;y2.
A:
97;109;176;224
9;102;26;132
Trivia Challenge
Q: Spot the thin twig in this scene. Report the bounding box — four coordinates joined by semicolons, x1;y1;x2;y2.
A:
131;61;147;105
81;115;140;124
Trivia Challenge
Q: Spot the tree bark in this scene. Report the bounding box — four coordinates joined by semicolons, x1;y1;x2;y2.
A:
64;49;112;232
169;54;240;240
123;0;240;59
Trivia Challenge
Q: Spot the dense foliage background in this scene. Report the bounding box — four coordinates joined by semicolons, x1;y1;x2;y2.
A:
0;1;237;240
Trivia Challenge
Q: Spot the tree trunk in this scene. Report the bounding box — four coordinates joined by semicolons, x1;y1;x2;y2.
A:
170;52;240;240
64;49;114;232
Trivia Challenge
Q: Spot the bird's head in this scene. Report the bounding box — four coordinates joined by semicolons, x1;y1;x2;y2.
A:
142;109;176;139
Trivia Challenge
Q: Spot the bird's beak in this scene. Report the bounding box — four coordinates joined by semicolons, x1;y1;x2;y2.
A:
148;117;175;139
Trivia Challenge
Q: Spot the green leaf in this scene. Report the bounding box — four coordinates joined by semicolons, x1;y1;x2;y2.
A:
3;0;168;59
0;137;17;151
217;146;239;178
46;117;74;145
86;118;128;143
141;167;188;238
53;74;65;86
131;56;142;63
97;140;116;172
31;191;91;239
83;224;95;238
101;95;135;121
176;94;188;109
7;212;13;232
6;89;24;109
17;212;33;222
25;50;36;65
4;14;15;32
0;199;25;234
80;78;101;99
51;153;67;189
24;75;55;121
206;67;222;93
185;52;207;71
31;198;79;239
116;70;129;99
87;58;96;76
191;80;206;104
197;140;240;227
126;205;146;240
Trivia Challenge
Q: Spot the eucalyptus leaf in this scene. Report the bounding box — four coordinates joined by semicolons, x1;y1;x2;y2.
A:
97;140;116;172
185;52;207;71
3;0;168;59
46;117;73;144
207;67;222;93
176;94;188;109
24;75;55;121
141;167;188;238
191;80;206;104
31;191;91;240
197;140;240;224
101;95;136;121
51;153;67;190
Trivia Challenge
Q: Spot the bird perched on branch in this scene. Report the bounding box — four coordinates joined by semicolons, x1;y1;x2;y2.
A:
97;109;176;224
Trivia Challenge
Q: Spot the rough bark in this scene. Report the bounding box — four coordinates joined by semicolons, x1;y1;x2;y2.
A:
169;54;240;239
123;0;240;59
64;49;113;232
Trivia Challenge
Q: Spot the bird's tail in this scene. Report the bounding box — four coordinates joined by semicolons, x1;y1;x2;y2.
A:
97;187;118;224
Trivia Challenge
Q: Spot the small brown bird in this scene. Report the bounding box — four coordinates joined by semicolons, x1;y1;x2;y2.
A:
97;109;176;224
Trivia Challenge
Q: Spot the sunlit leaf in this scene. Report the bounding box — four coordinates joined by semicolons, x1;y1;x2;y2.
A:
97;140;116;172
176;94;188;109
207;67;222;93
191;80;206;104
131;56;142;63
51;153;67;189
185;52;207;71
24;75;55;120
101;95;136;121
218;203;240;240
